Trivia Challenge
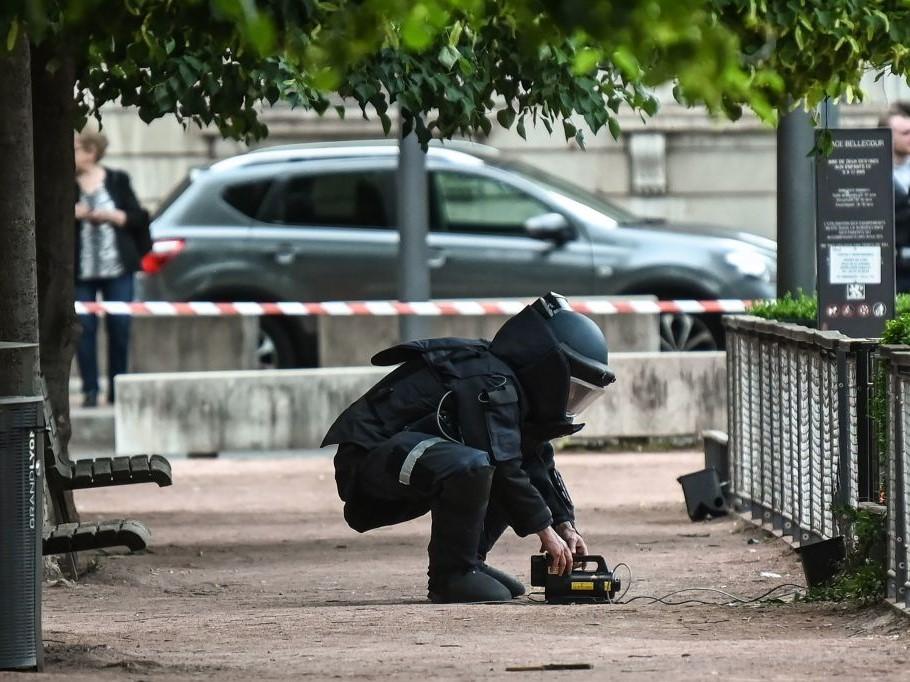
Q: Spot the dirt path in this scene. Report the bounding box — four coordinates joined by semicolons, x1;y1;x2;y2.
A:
6;450;910;680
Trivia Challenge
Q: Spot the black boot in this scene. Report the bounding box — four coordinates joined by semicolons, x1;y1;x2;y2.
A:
429;570;512;603
475;498;524;597
479;563;526;598
427;465;512;603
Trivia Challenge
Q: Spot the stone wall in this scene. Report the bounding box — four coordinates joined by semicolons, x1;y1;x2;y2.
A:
317;302;659;367
114;351;726;455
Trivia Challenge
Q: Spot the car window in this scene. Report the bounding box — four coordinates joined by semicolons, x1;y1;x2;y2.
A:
433;171;551;235
222;179;273;219
493;159;639;223
264;171;393;228
154;174;194;219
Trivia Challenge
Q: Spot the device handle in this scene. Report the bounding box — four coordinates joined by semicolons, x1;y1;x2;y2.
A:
572;554;608;573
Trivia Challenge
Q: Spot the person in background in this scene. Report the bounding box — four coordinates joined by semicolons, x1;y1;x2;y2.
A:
74;131;150;407
880;102;910;292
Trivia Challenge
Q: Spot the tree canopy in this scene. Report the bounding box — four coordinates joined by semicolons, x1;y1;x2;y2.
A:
4;1;910;146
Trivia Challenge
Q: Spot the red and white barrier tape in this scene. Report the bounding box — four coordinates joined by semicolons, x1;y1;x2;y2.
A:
74;299;754;316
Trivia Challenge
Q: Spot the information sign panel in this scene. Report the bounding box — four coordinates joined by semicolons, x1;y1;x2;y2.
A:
816;129;895;337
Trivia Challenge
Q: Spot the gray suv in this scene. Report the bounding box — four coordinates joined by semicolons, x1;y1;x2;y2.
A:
143;140;776;367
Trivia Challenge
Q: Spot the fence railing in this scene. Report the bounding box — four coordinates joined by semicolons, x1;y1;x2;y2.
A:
879;346;910;609
723;316;878;547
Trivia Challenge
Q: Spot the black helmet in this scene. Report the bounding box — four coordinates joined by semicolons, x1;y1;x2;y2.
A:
490;292;615;424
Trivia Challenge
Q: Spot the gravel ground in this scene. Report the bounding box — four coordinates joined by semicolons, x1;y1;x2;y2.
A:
5;449;910;681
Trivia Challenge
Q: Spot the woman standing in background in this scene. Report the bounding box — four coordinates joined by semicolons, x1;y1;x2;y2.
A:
74;131;150;407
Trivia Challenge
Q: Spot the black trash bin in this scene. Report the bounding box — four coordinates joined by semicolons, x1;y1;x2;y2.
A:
677;468;729;521
0;396;45;671
796;536;846;588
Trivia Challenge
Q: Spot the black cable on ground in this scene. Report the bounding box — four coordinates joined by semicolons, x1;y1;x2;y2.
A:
612;562;632;602
620;583;805;606
613;562;805;606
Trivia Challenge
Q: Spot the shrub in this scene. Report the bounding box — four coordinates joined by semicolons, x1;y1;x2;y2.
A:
747;291;816;326
748;293;910;333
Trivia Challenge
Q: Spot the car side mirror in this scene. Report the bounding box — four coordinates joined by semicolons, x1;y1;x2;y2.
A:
524;212;574;243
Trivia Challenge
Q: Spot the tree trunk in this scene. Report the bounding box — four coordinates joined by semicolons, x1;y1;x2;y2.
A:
31;44;80;527
0;35;39;387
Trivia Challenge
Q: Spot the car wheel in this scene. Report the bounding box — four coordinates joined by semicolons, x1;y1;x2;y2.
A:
659;313;719;352
257;318;297;369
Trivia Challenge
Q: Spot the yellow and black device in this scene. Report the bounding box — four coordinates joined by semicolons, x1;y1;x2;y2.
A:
530;554;619;604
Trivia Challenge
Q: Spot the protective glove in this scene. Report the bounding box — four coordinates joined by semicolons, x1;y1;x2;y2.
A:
554;521;588;558
536;526;573;575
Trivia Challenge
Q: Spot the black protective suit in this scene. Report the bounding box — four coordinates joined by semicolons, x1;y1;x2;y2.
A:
322;293;614;599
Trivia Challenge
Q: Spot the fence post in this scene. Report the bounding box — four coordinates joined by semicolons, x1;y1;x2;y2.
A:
835;348;852;518
888;360;907;603
896;367;909;608
855;344;876;503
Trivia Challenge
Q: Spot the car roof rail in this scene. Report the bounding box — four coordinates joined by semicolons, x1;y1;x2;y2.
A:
207;138;499;173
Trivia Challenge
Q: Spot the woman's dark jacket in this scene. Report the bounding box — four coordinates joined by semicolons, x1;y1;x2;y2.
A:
74;167;151;276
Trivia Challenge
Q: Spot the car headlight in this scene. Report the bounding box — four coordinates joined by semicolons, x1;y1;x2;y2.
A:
724;249;771;280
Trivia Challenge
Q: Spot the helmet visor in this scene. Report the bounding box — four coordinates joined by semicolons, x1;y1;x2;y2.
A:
566;376;606;417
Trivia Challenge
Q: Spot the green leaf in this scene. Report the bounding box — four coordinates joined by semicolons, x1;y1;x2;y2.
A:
403;7;434;51
137;105;158;124
6;18;18;52
573;48;600;75
379;111;392;136
611;48;638;78
438;45;460;70
516;115;526;140
251;15;277;54
312;67;342;92
607;117;621;140
445;86;464;103
496;106;516;129
178;62;197;88
448;21;463;48
185;55;205;73
457;57;475;77
563;120;576;140
642;96;659;117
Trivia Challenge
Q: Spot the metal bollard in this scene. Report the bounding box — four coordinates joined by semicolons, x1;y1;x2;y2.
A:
0;396;44;671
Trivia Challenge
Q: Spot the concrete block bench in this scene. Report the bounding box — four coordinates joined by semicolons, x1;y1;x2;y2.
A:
114;352;726;456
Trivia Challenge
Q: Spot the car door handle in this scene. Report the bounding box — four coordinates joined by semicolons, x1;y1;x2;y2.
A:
428;252;447;269
273;245;296;265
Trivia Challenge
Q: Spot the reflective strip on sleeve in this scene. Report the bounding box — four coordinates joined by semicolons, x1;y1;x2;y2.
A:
399;437;445;485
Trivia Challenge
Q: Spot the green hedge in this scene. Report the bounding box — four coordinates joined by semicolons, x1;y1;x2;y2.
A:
747;291;818;326
748;293;910;342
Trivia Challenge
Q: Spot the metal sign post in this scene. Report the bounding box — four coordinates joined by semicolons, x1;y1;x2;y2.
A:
397;127;431;343
816;128;895;337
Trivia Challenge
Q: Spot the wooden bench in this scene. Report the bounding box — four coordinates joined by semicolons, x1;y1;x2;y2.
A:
40;379;171;556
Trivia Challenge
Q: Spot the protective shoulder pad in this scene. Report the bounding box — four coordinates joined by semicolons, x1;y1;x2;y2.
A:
371;337;488;366
371;342;423;367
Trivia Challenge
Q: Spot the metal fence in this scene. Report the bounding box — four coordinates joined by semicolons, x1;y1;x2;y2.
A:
880;346;910;610
723;316;877;547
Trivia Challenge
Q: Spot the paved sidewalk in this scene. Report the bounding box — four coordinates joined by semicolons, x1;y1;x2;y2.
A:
12;450;910;680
